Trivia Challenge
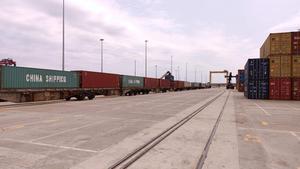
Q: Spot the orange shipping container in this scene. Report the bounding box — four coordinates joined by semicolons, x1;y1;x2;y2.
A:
269;56;281;77
260;32;292;57
280;55;292;77
292;55;300;77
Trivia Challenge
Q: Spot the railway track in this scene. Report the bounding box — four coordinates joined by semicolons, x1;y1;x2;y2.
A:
108;90;230;169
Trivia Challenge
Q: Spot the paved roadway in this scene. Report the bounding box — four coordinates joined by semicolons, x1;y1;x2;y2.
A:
0;88;223;169
1;89;299;169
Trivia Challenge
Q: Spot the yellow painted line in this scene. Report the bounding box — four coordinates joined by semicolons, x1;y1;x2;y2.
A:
42;119;61;123
243;134;261;143
2;124;25;131
261;121;269;126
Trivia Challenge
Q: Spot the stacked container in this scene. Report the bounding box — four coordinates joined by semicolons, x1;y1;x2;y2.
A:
244;58;269;99
236;69;245;92
260;31;300;100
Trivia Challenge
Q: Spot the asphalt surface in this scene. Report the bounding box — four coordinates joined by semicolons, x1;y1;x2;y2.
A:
0;88;222;169
0;89;299;169
234;92;300;169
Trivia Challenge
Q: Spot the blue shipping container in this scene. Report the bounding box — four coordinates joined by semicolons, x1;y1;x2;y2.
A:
244;58;269;99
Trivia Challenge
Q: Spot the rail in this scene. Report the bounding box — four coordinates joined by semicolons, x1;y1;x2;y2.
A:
108;90;227;169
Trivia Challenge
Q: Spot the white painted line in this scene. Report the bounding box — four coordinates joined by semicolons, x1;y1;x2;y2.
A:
31;121;106;142
290;131;300;141
254;103;271;116
2;139;98;153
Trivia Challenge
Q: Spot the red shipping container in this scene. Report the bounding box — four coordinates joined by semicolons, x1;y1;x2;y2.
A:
280;78;292;100
76;71;120;89
144;77;160;89
269;78;281;99
292;32;300;54
159;79;171;89
269;77;292;100
292;78;300;100
174;80;184;89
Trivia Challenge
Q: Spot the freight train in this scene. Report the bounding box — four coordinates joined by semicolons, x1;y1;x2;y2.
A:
0;66;209;102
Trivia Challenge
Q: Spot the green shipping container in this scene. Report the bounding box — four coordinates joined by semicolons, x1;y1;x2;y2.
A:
121;75;144;88
0;66;79;89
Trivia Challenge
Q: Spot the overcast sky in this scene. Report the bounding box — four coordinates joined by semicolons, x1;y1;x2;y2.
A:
0;0;300;82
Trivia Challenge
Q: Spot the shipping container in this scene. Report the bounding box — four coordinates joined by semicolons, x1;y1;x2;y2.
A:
292;55;300;77
280;77;292;100
144;77;160;89
292;32;300;55
269;56;281;77
269;78;281;99
244;58;269;99
262;33;292;57
292;78;300;100
75;71;120;89
0;66;79;89
238;70;245;83
159;79;171;89
173;80;184;89
184;81;192;88
244;59;259;80
191;82;200;88
237;70;245;92
280;55;292;77
245;58;269;80
244;79;269;99
269;77;292;100
121;75;144;89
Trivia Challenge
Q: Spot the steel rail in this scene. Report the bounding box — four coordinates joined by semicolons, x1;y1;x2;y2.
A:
108;90;226;169
195;91;230;169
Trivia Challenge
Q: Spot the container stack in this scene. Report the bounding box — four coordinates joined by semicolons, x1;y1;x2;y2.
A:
236;69;245;92
260;31;300;100
244;58;269;99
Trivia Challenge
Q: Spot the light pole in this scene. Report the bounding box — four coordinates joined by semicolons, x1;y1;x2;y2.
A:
62;0;65;71
155;65;158;78
194;67;197;82
201;71;203;83
178;66;180;80
171;56;173;74
185;63;188;81
100;39;104;72
134;60;137;76
145;40;148;77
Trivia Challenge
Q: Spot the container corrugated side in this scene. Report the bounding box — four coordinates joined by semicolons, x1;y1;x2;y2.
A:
269;56;281;77
280;77;292;100
280;55;292;77
144;77;159;89
292;32;300;54
159;79;171;89
262;32;292;57
121;75;144;89
191;82;200;88
259;58;269;79
269;77;292;100
280;33;292;54
269;78;281;99
292;55;300;77
76;71;120;89
0;66;79;89
270;33;281;56
184;82;192;88
292;78;300;100
174;81;184;89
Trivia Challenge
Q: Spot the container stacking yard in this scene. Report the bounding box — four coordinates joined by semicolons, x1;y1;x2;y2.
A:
240;31;300;100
